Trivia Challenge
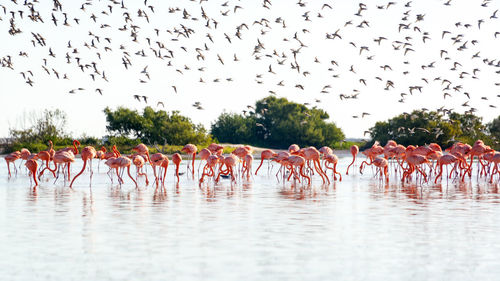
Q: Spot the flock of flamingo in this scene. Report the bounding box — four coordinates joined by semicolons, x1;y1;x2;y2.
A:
3;140;500;190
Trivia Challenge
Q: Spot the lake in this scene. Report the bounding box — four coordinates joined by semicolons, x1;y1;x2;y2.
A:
1;156;500;281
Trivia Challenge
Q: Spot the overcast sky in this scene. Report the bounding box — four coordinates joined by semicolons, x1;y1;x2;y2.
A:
1;0;499;139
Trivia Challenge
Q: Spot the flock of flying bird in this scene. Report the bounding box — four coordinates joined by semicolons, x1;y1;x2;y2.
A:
3;140;500;190
1;0;499;133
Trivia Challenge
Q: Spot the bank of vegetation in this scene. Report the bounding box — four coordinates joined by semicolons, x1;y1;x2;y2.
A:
2;96;499;154
367;109;499;150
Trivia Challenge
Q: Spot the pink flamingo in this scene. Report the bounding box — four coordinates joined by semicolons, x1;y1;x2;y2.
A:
255;149;275;175
199;155;219;183
95;146;106;171
301;147;330;184
172;153;182;182
150;153;167;187
434;154;460;184
181;144;197;177
490;153;500;183
132;154;149;185
37;150;56;179
346;145;359;175
114;156;138;188
288;144;300;155
461;140;493;181
242;154;253;179
207;143;224;154
69;146;97;188
273;151;291;182
232;146;251;175
324;154;342;181
216;154;239;182
402;146;430;183
5;151;21;177
197;148;212;174
372;157;389;182
287;155;310;185
19;148;31;169
53;150;76;184
25;159;39;188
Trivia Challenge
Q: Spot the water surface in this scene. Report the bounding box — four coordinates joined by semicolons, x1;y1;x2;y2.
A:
1;158;500;281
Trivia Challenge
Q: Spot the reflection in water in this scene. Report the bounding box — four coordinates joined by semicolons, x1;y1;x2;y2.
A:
2;159;500;281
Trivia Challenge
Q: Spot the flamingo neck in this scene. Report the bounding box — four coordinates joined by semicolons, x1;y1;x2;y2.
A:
72;140;79;154
113;146;121;157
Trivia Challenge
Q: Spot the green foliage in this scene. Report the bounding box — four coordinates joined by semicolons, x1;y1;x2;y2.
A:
368;109;494;148
211;96;345;149
104;135;142;147
488;116;500;149
103;106;212;145
10;142;48;153
210;113;258;145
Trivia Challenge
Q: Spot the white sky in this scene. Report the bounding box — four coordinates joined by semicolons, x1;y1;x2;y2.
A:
0;0;499;139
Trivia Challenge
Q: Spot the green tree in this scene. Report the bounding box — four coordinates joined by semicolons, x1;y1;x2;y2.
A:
210;112;258;144
211;96;345;148
103;106;211;145
488;116;500;149
368;109;493;148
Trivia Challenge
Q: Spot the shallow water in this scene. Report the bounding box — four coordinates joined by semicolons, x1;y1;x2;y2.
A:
1;157;500;281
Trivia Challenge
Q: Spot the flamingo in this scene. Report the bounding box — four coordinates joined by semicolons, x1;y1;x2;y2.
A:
232;146;251;176
95;146;106;171
59;140;80;154
490;153;500;183
132;154;149;185
197;148;212;174
346;145;359;175
301;147;330;185
19;148;31;169
273;151;291;182
114;156;138;188
5;151;21;177
402;147;430;184
360;142;384;173
255;149;275;175
25;159;39;188
434;154;460;184
149;153;167;187
172;153;182;182
69;146;97;188
103;145;117;159
207;143;224;154
199;155;219;183
324;154;342;181
461;140;493;181
159;157;170;186
288;144;300;154
53;150;76;184
181;144;197;177
37;150;56;179
319;145;333;171
216;154;239;182
242;154;253;179
372;157;389;182
287;155;310;185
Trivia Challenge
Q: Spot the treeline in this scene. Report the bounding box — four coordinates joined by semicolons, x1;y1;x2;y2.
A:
4;101;499;154
211;96;345;149
368;109;500;150
103;106;212;145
